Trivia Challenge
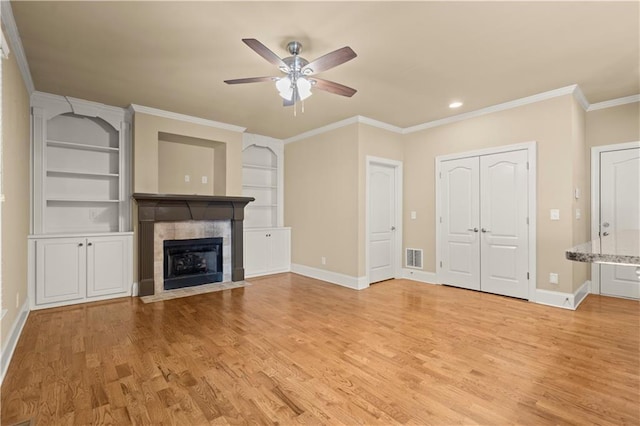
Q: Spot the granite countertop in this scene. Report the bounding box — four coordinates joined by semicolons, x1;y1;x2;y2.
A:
566;230;640;267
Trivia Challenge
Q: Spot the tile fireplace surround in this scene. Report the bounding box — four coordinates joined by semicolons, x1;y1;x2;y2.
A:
133;193;254;297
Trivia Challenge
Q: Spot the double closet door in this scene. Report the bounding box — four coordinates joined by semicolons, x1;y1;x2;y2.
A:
439;149;529;299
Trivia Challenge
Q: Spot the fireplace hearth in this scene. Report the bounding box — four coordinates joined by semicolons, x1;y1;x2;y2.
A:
163;237;223;290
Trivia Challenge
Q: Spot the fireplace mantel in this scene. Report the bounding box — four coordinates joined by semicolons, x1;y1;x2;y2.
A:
133;193;254;296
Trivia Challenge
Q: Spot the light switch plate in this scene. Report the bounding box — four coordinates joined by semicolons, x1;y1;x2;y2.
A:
201;176;208;184
550;209;560;220
411;211;417;220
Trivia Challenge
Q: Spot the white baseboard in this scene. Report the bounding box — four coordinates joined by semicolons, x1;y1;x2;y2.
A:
402;268;439;284
535;280;591;310
245;266;291;279
132;281;139;297
1;301;30;385
291;263;369;290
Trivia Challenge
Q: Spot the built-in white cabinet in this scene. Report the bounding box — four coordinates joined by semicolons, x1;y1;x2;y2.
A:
29;92;133;309
242;134;291;277
30;234;133;308
244;228;291;277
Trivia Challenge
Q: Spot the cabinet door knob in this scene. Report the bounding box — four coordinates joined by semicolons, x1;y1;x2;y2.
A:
87;242;93;246
481;228;491;233
78;243;83;247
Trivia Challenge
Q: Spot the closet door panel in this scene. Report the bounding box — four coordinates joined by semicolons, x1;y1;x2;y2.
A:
439;157;480;290
480;150;529;299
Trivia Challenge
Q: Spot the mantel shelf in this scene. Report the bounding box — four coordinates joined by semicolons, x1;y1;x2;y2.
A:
242;184;277;189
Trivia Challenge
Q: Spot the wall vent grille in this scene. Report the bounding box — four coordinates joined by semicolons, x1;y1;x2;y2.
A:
406;248;423;269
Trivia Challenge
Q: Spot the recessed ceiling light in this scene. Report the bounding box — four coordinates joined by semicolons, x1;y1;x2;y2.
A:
449;101;463;109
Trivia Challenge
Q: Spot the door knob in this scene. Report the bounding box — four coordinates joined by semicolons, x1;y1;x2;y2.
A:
467;228;479;232
602;222;610;228
391;226;396;231
602;232;609;237
481;228;490;233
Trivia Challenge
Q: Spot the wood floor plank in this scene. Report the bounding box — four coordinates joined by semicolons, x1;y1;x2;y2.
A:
2;274;639;425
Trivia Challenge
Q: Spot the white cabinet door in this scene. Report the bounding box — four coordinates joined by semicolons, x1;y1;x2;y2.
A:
36;237;87;305
244;228;291;277
440;157;481;290
244;230;270;277
87;235;131;297
480;151;529;299
269;228;291;273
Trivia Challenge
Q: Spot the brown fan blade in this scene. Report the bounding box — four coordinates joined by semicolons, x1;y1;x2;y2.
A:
302;46;357;75
224;76;276;85
242;39;289;70
310;78;357;97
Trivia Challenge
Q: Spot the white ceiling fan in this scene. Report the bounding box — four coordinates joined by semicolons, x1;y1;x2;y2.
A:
225;39;357;107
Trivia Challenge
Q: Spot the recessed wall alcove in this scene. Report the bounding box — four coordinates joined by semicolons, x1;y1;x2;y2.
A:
157;132;227;196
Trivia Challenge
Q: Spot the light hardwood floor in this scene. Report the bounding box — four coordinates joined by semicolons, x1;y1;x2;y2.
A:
2;274;639;425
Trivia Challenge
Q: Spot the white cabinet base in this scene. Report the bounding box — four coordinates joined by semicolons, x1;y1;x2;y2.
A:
29;233;133;310
244;228;291;278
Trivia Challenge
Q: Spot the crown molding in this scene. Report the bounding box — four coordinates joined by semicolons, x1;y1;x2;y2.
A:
284;115;402;144
572;84;590;111
0;0;35;94
402;85;581;134
130;104;246;133
587;94;640;112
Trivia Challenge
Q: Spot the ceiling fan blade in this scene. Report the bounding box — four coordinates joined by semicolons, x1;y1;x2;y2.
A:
302;46;357;75
242;38;289;70
283;98;295;107
310;78;357;97
224;76;276;85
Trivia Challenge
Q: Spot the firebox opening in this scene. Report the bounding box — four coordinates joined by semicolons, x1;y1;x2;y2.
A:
163;237;223;290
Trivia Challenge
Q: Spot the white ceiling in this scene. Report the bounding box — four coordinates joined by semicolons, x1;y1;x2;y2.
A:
10;1;640;139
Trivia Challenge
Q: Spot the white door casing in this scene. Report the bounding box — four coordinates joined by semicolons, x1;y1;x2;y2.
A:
479;151;529;299
599;147;640;299
366;157;402;285
439;157;481;290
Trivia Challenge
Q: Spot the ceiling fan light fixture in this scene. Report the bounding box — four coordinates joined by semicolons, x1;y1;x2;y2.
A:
297;77;312;101
276;76;293;100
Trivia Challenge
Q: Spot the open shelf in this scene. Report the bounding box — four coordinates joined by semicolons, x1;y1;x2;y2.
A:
242;184;277;189
47;139;119;153
47;169;119;178
243;163;277;171
46;198;120;203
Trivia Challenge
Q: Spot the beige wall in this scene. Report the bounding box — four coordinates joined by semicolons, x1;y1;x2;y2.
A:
132;112;242;195
285;124;359;276
571;97;589;291
586;102;640;149
356;124;404;276
403;95;579;293
1;45;30;350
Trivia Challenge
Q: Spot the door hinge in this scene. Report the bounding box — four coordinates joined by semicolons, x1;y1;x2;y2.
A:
439;172;442;179
526;217;529;225
440;216;442;223
527;272;530;280
440;261;443;268
526;161;529;170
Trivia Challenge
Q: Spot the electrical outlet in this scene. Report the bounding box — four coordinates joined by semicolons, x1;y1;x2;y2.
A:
549;273;558;284
201;176;208;184
184;175;190;183
550;209;560;220
321;257;326;265
575;208;581;220
411;211;417;220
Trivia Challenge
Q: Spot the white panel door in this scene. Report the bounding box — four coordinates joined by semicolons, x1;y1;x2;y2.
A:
480;151;529;299
600;148;640;299
36;237;86;305
369;163;397;283
440;157;480;290
87;236;129;298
